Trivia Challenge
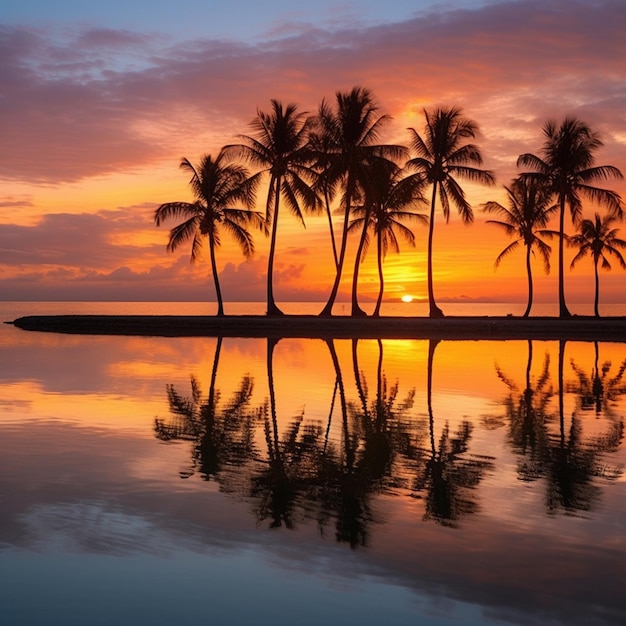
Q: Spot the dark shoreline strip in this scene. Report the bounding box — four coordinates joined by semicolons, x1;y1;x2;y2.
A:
9;314;626;342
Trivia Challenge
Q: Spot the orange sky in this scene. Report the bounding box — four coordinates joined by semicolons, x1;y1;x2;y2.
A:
1;0;625;309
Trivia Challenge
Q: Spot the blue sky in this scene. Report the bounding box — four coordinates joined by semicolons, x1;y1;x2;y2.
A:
2;0;493;41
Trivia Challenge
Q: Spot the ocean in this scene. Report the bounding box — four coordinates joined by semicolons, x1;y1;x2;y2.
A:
3;299;626;322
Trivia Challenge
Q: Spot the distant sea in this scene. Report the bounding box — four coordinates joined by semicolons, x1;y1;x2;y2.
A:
3;300;626;322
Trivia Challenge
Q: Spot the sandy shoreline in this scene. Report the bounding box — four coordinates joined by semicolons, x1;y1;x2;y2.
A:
8;314;626;342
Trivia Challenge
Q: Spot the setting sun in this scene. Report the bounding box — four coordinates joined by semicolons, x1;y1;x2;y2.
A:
401;294;414;303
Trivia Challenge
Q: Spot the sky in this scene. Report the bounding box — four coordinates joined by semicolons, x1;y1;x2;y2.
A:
1;0;625;307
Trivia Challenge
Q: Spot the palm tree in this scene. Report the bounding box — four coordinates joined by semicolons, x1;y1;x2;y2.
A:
414;339;493;526
154;151;264;316
225;100;319;316
569;212;626;316
407;106;495;318
495;340;553;481
517;117;623;317
313;87;407;317
153;337;259;481
482;177;557;316
348;163;428;316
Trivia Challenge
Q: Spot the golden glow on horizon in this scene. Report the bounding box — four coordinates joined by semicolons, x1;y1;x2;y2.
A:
401;294;413;303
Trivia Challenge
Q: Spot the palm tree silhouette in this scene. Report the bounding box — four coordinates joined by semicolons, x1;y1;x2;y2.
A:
313;87;406;317
251;338;323;529
348;162;428;316
154;337;258;481
495;340;553;482
569;341;626;415
482;177;556;316
226;100;319;316
517;117;623;317
544;341;624;515
414;339;494;526
154;152;265;316
407;106;495;318
569;212;626;317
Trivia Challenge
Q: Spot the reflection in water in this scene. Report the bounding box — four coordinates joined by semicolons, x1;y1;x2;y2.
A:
495;340;624;515
413;340;494;527
5;324;626;625
154;336;260;483
569;340;626;415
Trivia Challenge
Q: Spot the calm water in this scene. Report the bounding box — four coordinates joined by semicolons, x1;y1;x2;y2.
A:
1;302;625;625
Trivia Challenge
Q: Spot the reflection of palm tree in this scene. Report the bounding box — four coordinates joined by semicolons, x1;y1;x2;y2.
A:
251;339;323;529
154;337;258;480
414;340;494;527
154;152;265;316
352;339;416;481
547;342;623;514
407;107;495;318
495;341;624;514
315;87;406;317
518;117;623;317
316;339;416;547
496;340;553;481
569;213;626;317
482;177;556;317
569;341;626;415
226;101;318;316
348;163;428;316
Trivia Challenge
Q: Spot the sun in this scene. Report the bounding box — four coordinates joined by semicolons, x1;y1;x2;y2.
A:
401;294;414;303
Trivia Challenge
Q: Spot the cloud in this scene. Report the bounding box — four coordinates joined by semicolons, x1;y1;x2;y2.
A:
0;207;158;266
0;1;623;186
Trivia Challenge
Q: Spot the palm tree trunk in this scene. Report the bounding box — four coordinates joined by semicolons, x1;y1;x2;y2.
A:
267;337;281;460
558;340;566;449
325;339;349;458
427;185;444;318
208;232;225;316
594;258;600;317
267;177;284;316
524;243;533;317
324;187;339;270
352;339;368;418
351;209;371;317
558;196;571;317
207;336;223;416
320;177;355;316
427;339;439;456
374;228;384;317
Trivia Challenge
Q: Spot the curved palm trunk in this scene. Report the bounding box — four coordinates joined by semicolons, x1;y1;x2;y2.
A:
375;339;384;427
324;187;339;271
266;337;281;460
593;257;600;317
524;242;533;317
558;340;566;449
557;196;571;318
320;177;356;317
207;336;223;421
267;178;284;316
374;228;384;317
427;185;445;318
352;339;368;418
351;208;372;317
208;232;225;316
427;339;439;456
325;339;349;458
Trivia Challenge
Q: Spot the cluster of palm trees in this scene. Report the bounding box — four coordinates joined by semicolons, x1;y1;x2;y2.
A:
155;336;625;536
155;87;624;318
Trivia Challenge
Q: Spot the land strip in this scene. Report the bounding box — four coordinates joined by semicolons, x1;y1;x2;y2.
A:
8;314;626;342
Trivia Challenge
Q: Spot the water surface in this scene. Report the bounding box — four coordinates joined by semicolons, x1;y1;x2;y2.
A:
1;303;625;625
